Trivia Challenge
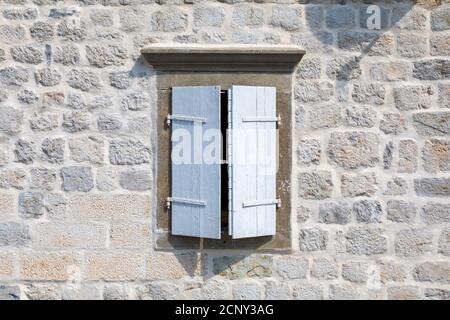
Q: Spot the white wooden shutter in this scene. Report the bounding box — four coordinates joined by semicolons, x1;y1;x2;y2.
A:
170;86;221;239
229;86;278;239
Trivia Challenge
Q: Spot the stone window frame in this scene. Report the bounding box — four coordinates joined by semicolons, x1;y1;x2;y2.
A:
141;45;304;251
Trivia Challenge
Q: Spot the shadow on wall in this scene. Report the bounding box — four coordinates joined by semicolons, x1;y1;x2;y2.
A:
140;0;444;280
127;56;156;84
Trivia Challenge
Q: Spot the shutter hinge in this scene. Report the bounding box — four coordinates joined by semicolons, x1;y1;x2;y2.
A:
166;115;207;126
242;115;281;126
166;197;207;209
242;198;281;208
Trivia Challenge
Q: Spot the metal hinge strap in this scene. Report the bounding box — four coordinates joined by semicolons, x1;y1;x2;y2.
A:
242;199;281;208
166;197;207;209
242;115;281;125
167;115;207;126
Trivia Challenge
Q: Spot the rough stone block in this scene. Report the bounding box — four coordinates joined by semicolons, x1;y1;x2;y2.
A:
344;105;376;128
103;284;130;300
67;69;101;92
297;205;311;223
275;256;308;279
394;85;434;111
233;282;263;300
147;252;201;280
326;5;354;29
85;252;145;281
345;227;387;255
19;252;80;281
341;172;377;197
392;7;427;30
319;202;351;225
299;228;328;251
438;228;450;256
351;83;385;105
413;262;450;284
86;44;127;68
431;33;450;56
0;222;30;246
0;193;14;218
395;229;433;258
109;138;151;165
422;139;450;173
295;56;321;79
342;261;369;283
329;283;359;300
295;81;333;103
396;33;428;58
33;222;107;249
0;168;26;190
136;282;184;300
0;285;20;300
309;104;341;129
30;168;57;191
292;283;323;300
377;259;407;283
380;113;407;135
35;68;62;87
271;6;302;31
353;200;383;223
62;111;90;133
398;139;418;173
151;8;188;32
265;281;290;300
54;44;80;66
110;222;151;248
388;286;421;300
194;6;225;27
0;252;14;278
311;257;338;280
0;106;23;134
119;169;152;191
327;132;379;169
68;194;151;220
57;17;86;41
69;136;104;164
420;203;450;224
232;6;264;28
212;255;273;279
326;56;361;81
61;167;94;192
425;288;450;300
386;200;417;223
431;5;450;31
438;83;449;108
412;112;450;136
41;138;65;164
11;45;43;64
298;171;333;200
415;179;450;197
14;139;36;164
412;59;450;80
370;61;410;82
19;192;44;218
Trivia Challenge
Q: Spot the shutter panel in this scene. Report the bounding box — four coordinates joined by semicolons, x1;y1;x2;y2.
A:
229;86;277;239
171;86;221;239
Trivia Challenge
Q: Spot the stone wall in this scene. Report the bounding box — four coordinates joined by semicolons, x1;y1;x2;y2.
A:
0;0;449;300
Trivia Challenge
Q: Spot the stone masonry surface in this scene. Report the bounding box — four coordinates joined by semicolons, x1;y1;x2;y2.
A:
0;0;449;300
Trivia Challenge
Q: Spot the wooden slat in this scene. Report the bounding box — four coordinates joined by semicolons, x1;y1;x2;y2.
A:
171;86;221;239
230;86;277;239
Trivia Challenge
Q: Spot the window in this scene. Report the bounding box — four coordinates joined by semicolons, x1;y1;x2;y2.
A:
142;44;304;250
168;86;278;240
